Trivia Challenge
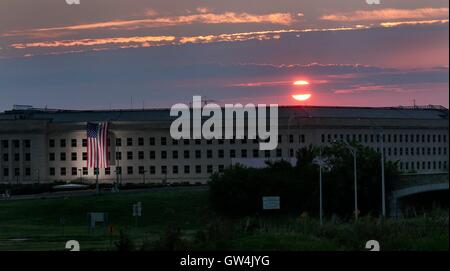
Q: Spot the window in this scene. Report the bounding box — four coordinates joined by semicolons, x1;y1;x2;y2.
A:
300;134;306;143
72;167;77;176
161;166;167;175
60;152;66;161
276;149;282;157
253;149;259;158
138;137;144;146
116;166;122;175
150;166;156;174
290;149;294;157
14;168;20;176
289;135;294;143
138;151;144;160
241;149;247;158
127;151;133;160
127;138;133;146
24;140;31;148
184;150;190;159
71;152;77;161
60;139;66;148
25;153;31;161
60;167;66;176
116;138;122;147
173;165;179;174
12;140;19;148
172;139;179;145
49;153;55;161
82;152;87;160
195;150;201;159
195;139;201;145
71;139;77;147
184;165;190;174
82;139;87;147
25;168;31;176
218;150;225;158
49;139;55;148
230;150;236;158
184;139;190;145
105;167;111;175
127;166;133;175
116;152;122;160
139;166;145;174
218;165;225;172
3;168;9;177
207;165;213;174
207;150;213;159
195;165;201;174
149;151;156;160
161;151;167;159
149;137;155;146
265;150;271;158
14;153;20;161
161;137;167;145
83;167;88;175
49;167;55;176
172;150;179;159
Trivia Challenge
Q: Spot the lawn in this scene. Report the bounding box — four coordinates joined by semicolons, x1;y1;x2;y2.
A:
0;187;447;251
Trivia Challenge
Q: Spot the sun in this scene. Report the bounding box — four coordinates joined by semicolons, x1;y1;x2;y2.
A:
292;94;312;101
293;80;310;86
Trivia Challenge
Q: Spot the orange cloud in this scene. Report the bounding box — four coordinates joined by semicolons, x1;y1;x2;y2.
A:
5;12;296;37
380;19;449;27
321;8;449;22
11;36;176;48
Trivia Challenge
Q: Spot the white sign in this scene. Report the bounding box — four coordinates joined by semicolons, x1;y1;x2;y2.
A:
133;202;142;217
262;196;280;210
87;212;107;228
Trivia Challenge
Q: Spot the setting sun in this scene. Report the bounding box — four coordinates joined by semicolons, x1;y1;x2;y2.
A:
293;80;310;86
292;93;312;101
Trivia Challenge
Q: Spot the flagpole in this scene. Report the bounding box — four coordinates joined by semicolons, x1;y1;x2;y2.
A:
96;139;100;195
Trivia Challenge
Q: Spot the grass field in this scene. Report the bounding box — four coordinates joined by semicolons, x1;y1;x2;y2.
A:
0;187;448;251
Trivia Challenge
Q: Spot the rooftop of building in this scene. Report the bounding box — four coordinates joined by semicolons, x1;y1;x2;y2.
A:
0;104;448;123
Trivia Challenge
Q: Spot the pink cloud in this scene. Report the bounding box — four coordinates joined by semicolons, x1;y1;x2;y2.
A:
321;8;449;22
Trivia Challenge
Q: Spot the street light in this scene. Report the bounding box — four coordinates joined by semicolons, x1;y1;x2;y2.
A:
341;140;359;220
312;148;332;226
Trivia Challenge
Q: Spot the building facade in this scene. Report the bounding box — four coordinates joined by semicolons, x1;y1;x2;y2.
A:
0;105;448;184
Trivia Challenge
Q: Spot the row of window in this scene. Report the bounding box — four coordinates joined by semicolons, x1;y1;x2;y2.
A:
48;145;448;163
48;164;224;177
321;133;447;144
47;132;447;149
48;135;305;148
0;140;31;149
399;161;448;171
2;160;448;178
1;153;31;162
2;167;31;177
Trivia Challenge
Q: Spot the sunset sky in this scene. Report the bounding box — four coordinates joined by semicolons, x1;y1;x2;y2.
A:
0;0;448;111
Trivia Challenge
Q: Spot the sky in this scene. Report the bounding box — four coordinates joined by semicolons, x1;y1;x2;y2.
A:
0;0;448;111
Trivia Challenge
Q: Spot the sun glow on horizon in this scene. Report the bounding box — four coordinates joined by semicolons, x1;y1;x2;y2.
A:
292;93;312;101
293;80;310;86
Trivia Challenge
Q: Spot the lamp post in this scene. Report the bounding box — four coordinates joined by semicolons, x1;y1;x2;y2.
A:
342;140;358;220
378;131;386;217
313;148;329;226
78;168;82;184
369;124;386;218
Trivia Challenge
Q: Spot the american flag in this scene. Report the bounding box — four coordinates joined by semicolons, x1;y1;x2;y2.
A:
87;122;109;169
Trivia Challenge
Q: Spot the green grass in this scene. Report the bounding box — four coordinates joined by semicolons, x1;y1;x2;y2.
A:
0;188;448;251
0;188;215;251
